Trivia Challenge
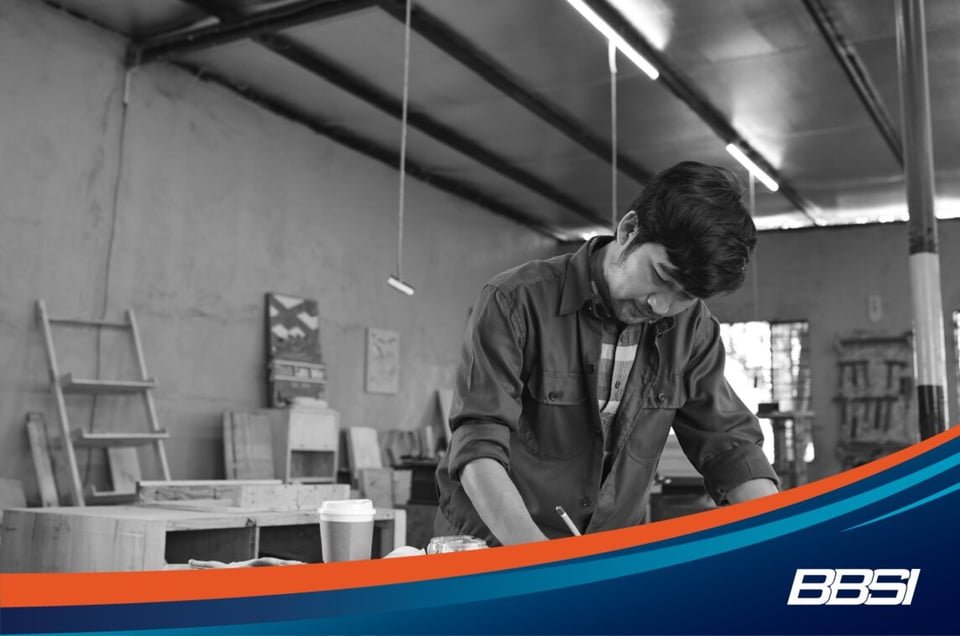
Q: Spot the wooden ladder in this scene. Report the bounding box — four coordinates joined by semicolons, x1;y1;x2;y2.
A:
36;299;171;506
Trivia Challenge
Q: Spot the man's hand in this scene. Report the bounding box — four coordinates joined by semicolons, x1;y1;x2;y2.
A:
461;458;549;545
725;477;779;504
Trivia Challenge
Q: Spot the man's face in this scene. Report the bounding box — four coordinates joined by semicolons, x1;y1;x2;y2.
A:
604;239;699;325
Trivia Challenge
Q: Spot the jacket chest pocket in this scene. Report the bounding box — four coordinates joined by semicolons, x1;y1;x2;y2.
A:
625;373;686;461
521;371;592;458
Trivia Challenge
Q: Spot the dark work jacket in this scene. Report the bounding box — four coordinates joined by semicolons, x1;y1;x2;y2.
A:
435;237;777;545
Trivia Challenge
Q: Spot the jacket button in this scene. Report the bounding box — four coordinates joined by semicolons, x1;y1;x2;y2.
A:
586;364;595;374
548;391;560;401
580;497;592;508
657;392;667;402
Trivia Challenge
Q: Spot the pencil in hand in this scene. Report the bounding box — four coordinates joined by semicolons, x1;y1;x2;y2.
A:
555;505;582;536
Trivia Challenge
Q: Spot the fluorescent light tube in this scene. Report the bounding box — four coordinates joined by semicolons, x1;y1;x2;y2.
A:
387;276;415;296
566;0;659;80
725;143;780;192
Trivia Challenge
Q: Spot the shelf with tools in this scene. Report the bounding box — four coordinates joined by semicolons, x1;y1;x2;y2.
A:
834;332;918;470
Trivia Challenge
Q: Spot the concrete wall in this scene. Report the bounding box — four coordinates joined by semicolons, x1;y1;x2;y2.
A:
0;1;557;504
708;221;960;481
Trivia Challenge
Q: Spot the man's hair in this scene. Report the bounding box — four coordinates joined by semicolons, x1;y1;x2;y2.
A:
625;161;757;298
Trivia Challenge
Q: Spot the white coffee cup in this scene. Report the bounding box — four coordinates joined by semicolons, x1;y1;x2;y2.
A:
318;499;376;562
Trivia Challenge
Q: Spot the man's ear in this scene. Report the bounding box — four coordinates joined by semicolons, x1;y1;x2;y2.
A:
617;210;639;245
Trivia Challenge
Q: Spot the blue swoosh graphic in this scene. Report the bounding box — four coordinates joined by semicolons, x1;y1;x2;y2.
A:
843;480;960;531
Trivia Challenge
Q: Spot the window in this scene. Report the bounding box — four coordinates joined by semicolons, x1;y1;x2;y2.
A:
954;311;960;414
770;322;812;413
719;320;812;464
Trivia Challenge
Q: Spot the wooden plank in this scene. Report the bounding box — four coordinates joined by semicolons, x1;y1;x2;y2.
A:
108;447;142;493
26;413;59;506
358;467;394;509
227;411;276;479
235;483;348;509
344;427;383;478
222;412;235;479
437;389;454;445
86;489;138;505
0;508;160;572
137;481;347;510
391;468;412;506
59;374;157;394
379;429;403;466
138;480;282;503
72;430;170;447
0;478;27;526
418;426;437;459
406;429;421;459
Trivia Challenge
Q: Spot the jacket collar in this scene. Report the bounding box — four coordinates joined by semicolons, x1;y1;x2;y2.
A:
559;236;609;316
558;236;677;335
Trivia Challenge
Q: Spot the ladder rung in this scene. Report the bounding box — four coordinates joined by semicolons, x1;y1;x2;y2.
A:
72;430;170;448
60;374;157;394
47;317;131;329
85;489;138;505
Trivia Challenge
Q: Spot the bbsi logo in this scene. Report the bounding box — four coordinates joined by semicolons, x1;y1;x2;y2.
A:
787;569;920;606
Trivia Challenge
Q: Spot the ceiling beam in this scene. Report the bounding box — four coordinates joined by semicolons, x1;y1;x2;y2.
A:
580;0;821;225
170;0;606;227
170;61;566;241
376;0;653;185
131;0;377;65
802;0;904;167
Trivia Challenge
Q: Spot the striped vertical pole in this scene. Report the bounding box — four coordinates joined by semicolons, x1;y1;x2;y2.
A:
895;0;949;438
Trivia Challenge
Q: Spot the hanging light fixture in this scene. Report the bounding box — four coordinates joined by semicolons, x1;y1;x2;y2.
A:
388;0;416;296
565;0;659;80
725;143;779;192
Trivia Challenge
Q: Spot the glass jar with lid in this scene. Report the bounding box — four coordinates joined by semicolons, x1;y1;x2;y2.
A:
426;535;488;554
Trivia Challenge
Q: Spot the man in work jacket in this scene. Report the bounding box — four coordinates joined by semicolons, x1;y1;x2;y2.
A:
435;161;780;546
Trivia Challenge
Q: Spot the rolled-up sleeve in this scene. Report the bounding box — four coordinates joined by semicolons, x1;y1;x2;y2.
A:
445;284;525;480
672;316;779;503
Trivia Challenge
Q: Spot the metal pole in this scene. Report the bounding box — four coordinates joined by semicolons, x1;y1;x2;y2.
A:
895;0;949;439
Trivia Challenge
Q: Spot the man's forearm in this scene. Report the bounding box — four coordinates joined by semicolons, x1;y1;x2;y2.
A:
725;477;779;504
460;458;548;545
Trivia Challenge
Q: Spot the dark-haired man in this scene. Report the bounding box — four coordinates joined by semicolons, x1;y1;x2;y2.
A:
435;161;779;546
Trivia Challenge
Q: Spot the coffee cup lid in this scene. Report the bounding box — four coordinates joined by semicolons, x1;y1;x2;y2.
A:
318;498;375;518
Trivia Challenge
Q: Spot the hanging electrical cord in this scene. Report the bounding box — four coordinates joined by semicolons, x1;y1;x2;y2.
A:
83;67;132;487
749;172;760;322
608;41;618;231
387;0;415;296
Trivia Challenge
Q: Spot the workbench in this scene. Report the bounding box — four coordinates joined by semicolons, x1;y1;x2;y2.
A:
0;503;406;573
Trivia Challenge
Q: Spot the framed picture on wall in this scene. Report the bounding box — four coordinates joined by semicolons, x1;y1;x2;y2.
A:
366;328;399;394
265;292;326;407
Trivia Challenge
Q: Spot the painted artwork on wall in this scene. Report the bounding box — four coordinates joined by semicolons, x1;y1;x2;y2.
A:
366;328;399;395
265;293;326;407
